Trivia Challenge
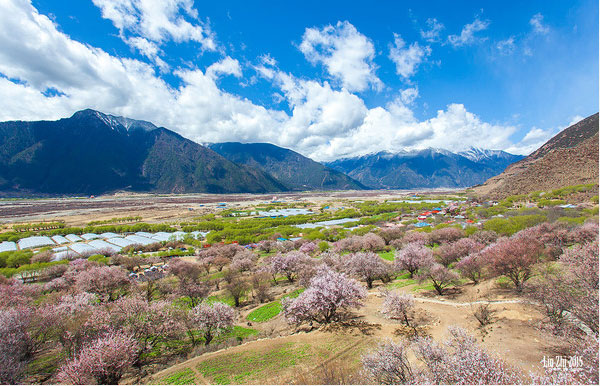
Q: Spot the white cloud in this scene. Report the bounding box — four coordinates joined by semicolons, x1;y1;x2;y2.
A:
91;0;216;64
0;0;283;142
126;37;168;70
448;18;489;47
569;115;584;126
420;18;444;42
496;37;516;55
400;87;419;105
505;126;557;155
259;54;277;67
298;21;382;92
205;57;242;79
0;0;544;162
529;13;550;35
389;34;431;79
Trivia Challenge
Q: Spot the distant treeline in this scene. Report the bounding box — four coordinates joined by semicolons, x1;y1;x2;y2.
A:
0;223;176;242
87;216;142;226
12;222;65;232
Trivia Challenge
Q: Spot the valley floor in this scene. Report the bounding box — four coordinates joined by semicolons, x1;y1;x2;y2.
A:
0;189;461;225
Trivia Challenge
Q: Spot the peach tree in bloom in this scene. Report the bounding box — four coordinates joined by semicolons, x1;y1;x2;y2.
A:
418;263;460;296
394;242;435;278
56;330;138;385
299;241;318;255
362;326;523;384
282;265;367;325
362;339;415;384
380;291;414;326
455;252;485;284
484;235;544;292
269;251;311;282
73;265;130;302
437;238;484;267
191;301;235;345
346;251;390;288
412;325;522;384
0;307;31;384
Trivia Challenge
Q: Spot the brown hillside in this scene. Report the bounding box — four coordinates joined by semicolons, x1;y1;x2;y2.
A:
474;113;599;199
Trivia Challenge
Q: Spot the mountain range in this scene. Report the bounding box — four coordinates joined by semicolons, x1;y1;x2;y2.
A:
0;109;559;196
208;142;364;191
325;148;524;189
0;109;286;195
474;113;599;199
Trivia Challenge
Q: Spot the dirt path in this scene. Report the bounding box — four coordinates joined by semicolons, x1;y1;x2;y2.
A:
413;297;526;307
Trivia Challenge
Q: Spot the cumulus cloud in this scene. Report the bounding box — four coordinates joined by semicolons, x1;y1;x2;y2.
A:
0;0;544;162
298;21;382;92
91;0;216;64
0;0;282;141
505;127;557;155
126;37;168;70
448;18;489;47
389;34;431;79
529;13;550;35
205;57;242;79
420;18;444;42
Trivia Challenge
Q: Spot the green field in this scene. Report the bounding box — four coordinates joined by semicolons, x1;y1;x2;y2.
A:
246;288;304;322
196;342;313;384
160;368;196;385
377;250;395;261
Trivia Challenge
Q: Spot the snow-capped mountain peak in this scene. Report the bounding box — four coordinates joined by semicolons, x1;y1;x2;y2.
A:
458;147;508;162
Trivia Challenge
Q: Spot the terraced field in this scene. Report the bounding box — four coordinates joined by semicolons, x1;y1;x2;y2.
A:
151;333;371;385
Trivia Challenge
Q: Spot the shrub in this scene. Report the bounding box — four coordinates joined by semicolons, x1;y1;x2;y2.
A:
318;240;330;252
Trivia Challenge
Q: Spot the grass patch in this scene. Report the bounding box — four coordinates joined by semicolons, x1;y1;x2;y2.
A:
213;326;259;344
377;250;395;261
410;277;468;293
247;301;282;323
208;271;225;280
160;368;196;385
387;278;417;289
495;276;513;289
246;288;304;323
410;282;437;292
206;294;237;307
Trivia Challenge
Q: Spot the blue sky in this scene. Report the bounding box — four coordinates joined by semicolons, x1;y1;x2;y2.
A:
0;0;597;161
